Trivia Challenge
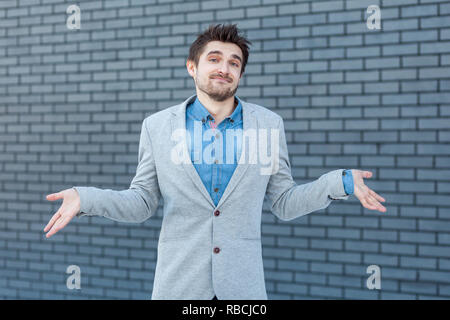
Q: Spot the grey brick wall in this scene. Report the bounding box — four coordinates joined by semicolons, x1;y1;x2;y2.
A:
0;0;449;299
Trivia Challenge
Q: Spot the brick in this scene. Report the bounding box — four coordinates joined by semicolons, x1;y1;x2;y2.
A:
313;24;344;36
401;30;438;43
310;285;342;298
345;288;379;299
420;245;450;258
421;16;450;29
295;13;326;26
381;242;416;255
401;281;437;295
364;230;397;241
419;271;450;284
401;256;436;269
401;4;437;17
330;59;363;70
295;272;326;285
313;48;345;59
277;283;307;295
383;43;418;56
279;3;309;15
310;262;343;274
328;10;361;23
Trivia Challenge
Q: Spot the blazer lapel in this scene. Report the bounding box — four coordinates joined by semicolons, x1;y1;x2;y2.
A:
216;100;256;209
170;94;215;207
169;94;257;209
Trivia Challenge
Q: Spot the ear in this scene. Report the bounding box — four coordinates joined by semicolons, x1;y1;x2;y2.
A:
186;60;195;78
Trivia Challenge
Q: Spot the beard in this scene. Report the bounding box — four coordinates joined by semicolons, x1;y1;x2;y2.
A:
195;73;239;102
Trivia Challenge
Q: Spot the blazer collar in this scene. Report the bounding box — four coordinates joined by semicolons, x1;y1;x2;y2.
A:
170;94;257;209
186;96;243;125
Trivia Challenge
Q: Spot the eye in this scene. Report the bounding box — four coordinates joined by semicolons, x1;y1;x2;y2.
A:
231;62;239;67
209;58;217;62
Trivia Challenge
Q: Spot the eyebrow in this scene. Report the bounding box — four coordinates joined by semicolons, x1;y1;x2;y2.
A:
206;50;242;64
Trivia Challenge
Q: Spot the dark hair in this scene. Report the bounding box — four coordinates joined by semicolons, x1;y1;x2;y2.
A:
188;23;252;76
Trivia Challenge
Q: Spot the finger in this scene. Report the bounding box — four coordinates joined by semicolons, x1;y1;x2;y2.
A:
46;227;58;238
367;194;387;212
360;197;377;210
369;189;386;203
46;213;72;238
45;215;63;238
46;217;65;238
46;192;63;201
44;210;61;232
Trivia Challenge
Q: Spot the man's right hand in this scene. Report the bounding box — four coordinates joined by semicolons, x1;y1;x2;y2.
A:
44;188;81;238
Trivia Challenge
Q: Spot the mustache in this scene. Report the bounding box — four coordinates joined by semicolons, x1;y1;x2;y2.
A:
211;75;232;82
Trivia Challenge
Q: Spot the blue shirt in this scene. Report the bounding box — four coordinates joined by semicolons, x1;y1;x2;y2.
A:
186;96;354;207
186;96;243;206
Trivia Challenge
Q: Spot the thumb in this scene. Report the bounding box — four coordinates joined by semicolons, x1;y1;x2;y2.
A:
46;192;63;201
365;171;373;178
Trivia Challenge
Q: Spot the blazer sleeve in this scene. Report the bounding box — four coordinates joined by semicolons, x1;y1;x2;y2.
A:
264;116;349;221
72;117;161;223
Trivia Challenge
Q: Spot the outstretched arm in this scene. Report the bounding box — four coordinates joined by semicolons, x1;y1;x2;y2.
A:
264;117;386;221
44;117;161;238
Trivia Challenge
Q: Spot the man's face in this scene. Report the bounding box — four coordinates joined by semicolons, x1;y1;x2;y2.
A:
187;41;243;102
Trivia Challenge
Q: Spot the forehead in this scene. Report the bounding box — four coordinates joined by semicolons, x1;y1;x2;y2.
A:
201;41;243;60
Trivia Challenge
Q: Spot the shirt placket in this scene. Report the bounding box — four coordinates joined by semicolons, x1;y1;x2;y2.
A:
205;116;217;206
216;121;226;204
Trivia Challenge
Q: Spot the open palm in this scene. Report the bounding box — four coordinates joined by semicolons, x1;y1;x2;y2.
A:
44;188;81;238
352;170;387;213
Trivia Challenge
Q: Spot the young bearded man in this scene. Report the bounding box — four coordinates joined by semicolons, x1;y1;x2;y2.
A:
44;24;387;300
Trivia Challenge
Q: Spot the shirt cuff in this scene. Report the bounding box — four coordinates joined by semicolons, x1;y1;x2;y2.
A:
342;169;354;196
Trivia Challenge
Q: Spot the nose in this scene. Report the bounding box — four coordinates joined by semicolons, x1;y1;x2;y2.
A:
217;61;230;75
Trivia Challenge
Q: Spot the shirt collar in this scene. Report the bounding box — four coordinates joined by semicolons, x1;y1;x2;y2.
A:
187;96;243;123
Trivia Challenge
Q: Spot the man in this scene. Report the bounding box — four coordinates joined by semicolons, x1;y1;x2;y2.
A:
44;24;387;300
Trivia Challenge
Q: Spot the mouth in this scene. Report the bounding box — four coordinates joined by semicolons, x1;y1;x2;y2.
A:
212;77;230;83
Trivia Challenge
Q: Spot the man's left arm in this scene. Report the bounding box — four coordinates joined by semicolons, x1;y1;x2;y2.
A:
264;117;386;221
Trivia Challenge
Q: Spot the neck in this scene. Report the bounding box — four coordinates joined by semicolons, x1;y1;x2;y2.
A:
196;90;237;125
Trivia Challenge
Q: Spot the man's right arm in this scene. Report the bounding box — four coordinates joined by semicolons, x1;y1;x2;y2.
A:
73;117;161;223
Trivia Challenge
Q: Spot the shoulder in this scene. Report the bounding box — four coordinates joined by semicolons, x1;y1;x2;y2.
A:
143;103;180;127
244;101;283;127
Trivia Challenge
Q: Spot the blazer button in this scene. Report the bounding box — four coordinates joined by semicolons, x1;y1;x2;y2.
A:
214;247;220;254
214;210;220;216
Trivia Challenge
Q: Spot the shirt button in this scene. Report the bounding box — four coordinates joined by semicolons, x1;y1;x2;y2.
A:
230;119;234;123
214;159;219;164
213;247;220;254
214;210;220;216
202;118;205;123
214;188;219;192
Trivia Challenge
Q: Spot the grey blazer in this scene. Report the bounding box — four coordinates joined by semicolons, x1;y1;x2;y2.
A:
73;94;350;300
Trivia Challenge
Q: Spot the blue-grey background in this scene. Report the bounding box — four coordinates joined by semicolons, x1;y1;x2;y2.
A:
0;0;449;299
